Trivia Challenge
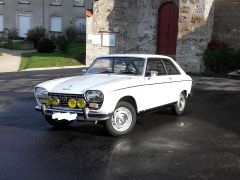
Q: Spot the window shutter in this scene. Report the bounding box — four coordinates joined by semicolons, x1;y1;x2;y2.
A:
51;16;62;32
0;15;3;32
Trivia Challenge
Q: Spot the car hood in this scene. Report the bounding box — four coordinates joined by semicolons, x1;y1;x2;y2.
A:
36;74;143;94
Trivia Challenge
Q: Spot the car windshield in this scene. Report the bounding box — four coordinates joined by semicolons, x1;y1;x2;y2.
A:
86;57;145;75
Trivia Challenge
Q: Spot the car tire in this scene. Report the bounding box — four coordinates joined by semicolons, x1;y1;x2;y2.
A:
104;101;136;136
172;92;187;116
45;115;72;127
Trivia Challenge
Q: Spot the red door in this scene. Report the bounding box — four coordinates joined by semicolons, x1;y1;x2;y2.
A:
157;2;179;55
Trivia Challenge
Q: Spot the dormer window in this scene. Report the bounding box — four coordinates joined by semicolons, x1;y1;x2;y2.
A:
50;0;61;6
73;0;84;7
19;0;30;4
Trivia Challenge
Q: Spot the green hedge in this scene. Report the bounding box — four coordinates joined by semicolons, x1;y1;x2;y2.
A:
203;43;240;73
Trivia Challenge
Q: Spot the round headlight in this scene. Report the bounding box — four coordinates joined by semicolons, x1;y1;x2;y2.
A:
35;87;48;98
77;99;86;109
85;90;104;102
68;98;77;108
52;97;60;107
43;97;52;106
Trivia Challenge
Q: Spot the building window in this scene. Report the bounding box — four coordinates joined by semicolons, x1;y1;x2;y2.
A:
0;0;4;5
50;16;62;32
75;17;86;33
0;15;3;32
19;0;30;4
73;0;84;7
50;0;61;6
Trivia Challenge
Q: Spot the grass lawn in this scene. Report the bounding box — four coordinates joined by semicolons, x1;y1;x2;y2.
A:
19;43;85;70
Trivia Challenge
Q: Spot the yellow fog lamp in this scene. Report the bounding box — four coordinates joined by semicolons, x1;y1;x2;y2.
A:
43;97;52;106
77;99;86;109
68;98;77;108
52;97;60;107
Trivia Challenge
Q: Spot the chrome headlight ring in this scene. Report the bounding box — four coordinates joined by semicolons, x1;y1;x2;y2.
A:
35;87;48;104
85;90;104;103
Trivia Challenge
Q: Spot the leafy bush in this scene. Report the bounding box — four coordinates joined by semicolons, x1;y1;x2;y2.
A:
8;28;18;40
37;39;56;53
65;26;77;44
55;35;69;53
27;26;46;48
207;40;228;50
203;44;240;73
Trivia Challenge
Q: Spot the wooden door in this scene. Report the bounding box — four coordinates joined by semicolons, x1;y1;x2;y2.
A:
157;2;178;55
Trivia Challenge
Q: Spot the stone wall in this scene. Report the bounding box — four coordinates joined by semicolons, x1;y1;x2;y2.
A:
86;0;215;72
86;0;179;66
213;0;240;49
176;0;215;72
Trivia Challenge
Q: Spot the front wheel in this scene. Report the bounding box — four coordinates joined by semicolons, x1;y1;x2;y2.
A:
104;101;136;136
45;115;72;127
172;92;187;116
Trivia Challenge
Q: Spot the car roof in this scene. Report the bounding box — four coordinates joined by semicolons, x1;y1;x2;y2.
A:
97;54;173;59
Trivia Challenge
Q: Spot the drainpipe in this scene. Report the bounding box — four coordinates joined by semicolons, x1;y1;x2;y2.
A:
42;0;45;38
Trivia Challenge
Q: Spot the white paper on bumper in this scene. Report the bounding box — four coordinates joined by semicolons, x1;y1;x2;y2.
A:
52;113;77;121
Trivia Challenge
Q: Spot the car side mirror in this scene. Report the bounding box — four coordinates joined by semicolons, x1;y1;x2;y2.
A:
150;71;158;77
82;69;87;75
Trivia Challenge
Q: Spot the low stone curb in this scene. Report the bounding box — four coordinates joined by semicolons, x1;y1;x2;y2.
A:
22;65;87;72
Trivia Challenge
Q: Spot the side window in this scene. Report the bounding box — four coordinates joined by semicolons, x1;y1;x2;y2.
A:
145;58;166;76
162;59;180;75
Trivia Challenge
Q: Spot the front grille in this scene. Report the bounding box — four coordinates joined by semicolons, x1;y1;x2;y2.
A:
48;93;84;108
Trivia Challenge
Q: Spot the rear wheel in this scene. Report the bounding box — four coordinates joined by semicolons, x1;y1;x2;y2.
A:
45;115;72;127
105;101;136;136
172;92;187;116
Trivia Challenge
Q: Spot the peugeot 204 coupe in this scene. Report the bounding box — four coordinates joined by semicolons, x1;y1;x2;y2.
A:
35;54;192;136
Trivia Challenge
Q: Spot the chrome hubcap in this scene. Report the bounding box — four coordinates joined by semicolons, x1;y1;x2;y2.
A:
111;107;132;132
178;94;186;112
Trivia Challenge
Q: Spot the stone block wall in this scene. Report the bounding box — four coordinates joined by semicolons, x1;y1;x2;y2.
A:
86;0;215;72
213;0;240;49
176;0;215;72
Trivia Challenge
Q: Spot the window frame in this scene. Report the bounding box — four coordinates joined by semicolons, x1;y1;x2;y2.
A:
162;58;181;75
0;15;3;32
19;0;30;4
145;58;167;77
75;17;86;33
50;0;62;6
73;0;84;7
50;16;62;33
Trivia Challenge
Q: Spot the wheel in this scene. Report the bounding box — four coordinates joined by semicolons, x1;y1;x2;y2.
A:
172;92;187;116
45;115;72;127
104;101;136;136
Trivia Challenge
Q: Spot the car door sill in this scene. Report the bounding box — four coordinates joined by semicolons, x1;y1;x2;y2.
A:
139;102;176;115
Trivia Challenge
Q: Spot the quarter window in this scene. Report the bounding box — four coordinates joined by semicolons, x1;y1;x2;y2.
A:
162;59;180;75
75;17;86;33
0;15;3;32
145;58;166;76
50;16;62;32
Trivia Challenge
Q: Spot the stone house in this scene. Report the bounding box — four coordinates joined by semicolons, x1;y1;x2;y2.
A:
86;0;240;72
0;0;91;38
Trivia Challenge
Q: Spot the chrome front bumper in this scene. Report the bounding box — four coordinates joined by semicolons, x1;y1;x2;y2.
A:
35;105;112;121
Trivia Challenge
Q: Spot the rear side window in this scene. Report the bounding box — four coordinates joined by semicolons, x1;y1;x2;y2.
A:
145;58;166;76
162;59;180;75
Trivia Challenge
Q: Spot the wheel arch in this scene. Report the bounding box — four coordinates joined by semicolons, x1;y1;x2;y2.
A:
118;96;138;113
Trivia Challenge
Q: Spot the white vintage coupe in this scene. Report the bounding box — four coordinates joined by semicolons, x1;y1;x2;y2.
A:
35;54;192;136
